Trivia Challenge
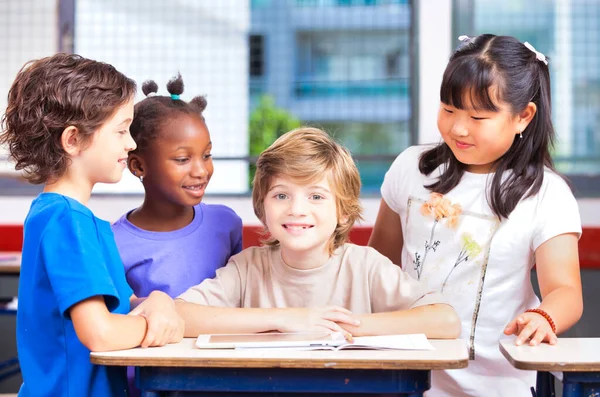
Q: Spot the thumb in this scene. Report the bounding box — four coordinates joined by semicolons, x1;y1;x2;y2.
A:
129;305;145;316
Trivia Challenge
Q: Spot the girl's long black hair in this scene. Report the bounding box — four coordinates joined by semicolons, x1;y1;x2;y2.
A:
419;34;557;219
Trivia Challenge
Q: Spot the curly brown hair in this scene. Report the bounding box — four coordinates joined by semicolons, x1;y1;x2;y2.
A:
252;127;363;254
0;53;136;184
130;73;207;154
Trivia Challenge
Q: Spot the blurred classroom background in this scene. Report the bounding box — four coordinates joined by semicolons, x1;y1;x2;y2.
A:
0;0;599;393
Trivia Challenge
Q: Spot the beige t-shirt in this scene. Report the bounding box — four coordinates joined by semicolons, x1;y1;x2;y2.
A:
178;243;445;313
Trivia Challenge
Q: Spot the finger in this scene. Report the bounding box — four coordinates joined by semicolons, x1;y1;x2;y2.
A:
129;305;144;316
323;312;360;326
516;322;538;346
504;319;518;335
529;328;546;346
319;320;344;333
141;329;155;348
548;332;558;345
325;306;353;314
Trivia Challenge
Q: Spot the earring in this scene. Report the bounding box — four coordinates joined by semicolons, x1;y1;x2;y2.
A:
519;130;523;139
139;175;144;183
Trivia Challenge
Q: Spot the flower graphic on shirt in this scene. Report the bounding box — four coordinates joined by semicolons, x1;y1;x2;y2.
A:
441;232;482;293
413;193;463;279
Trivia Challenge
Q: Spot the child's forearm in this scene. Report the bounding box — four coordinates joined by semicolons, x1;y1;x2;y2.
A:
341;304;461;339
175;300;283;337
539;285;583;334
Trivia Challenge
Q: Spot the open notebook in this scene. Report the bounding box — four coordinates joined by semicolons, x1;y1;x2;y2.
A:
196;332;434;351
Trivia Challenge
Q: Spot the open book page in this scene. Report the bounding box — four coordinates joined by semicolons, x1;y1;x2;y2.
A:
236;334;435;351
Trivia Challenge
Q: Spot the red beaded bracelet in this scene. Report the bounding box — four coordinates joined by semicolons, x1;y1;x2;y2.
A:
526;308;557;334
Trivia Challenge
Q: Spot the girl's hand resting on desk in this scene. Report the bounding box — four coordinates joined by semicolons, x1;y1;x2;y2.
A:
130;291;185;348
504;312;557;346
276;306;360;334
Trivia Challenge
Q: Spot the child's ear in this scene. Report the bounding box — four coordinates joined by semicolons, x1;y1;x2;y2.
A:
128;154;145;178
60;126;82;156
516;102;537;133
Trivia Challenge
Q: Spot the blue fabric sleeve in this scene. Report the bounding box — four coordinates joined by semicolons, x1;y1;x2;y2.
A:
41;209;120;317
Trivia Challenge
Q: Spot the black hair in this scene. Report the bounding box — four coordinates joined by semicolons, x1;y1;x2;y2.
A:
130;73;207;153
419;34;558;219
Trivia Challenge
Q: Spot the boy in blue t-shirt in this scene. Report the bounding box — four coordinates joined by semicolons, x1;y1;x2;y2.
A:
0;54;184;396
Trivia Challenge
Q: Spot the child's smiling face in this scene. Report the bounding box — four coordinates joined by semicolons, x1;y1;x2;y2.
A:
263;174;339;266
141;114;213;207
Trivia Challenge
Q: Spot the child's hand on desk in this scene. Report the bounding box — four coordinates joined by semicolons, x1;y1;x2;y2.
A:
129;291;185;348
504;311;558;346
276;306;360;334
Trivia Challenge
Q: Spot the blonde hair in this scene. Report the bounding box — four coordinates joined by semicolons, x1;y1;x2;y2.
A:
252;127;363;253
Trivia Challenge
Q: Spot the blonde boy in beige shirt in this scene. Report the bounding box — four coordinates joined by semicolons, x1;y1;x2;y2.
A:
177;127;460;339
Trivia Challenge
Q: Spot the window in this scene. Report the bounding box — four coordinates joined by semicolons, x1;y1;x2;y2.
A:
454;0;600;196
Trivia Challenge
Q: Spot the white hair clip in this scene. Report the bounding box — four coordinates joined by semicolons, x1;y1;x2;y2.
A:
523;42;548;65
458;35;471;42
147;92;157;97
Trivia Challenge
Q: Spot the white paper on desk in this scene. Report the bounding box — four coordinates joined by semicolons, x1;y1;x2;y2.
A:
236;334;435;351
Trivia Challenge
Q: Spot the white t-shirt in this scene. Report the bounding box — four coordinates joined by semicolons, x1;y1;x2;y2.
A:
381;145;581;397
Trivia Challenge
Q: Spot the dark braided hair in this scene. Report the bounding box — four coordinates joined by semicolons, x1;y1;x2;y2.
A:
130;73;207;153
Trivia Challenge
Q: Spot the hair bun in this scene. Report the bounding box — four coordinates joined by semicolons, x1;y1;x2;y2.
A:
141;80;159;97
166;73;184;96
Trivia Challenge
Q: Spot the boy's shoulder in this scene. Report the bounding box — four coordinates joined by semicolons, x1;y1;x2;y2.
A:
337;243;392;266
229;244;271;263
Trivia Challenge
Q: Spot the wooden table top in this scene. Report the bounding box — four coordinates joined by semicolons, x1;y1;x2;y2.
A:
91;338;469;370
500;338;600;372
0;252;20;274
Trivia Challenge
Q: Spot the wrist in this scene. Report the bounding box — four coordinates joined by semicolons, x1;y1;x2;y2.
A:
526;308;557;334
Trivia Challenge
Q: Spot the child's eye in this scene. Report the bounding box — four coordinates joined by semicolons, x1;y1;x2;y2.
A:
118;130;128;135
443;108;454;114
310;194;324;200
471;116;487;121
274;193;287;200
174;158;189;163
203;153;213;160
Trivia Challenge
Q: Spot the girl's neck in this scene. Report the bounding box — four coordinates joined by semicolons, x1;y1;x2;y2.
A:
280;244;331;270
128;199;195;232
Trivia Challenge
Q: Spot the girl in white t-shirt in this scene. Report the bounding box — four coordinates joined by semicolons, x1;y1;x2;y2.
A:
369;34;583;397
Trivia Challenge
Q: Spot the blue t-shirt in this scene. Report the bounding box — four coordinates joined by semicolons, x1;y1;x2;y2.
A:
112;203;243;298
17;193;132;397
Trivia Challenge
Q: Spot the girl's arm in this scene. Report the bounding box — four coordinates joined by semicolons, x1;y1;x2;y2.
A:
175;300;360;337
368;199;404;265
504;233;583;345
70;296;148;352
340;304;461;339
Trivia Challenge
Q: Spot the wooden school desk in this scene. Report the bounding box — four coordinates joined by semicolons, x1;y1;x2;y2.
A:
500;338;600;397
91;337;468;396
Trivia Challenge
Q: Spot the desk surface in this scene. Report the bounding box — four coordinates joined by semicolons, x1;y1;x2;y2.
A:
91;338;469;370
0;252;20;274
500;338;600;372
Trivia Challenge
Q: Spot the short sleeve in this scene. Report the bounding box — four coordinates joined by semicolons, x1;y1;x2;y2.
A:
368;250;447;312
381;146;424;214
41;211;120;317
532;173;582;251
177;260;243;307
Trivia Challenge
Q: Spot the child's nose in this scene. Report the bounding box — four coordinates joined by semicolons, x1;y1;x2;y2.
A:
451;122;468;137
288;197;307;216
190;159;208;178
126;132;137;151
